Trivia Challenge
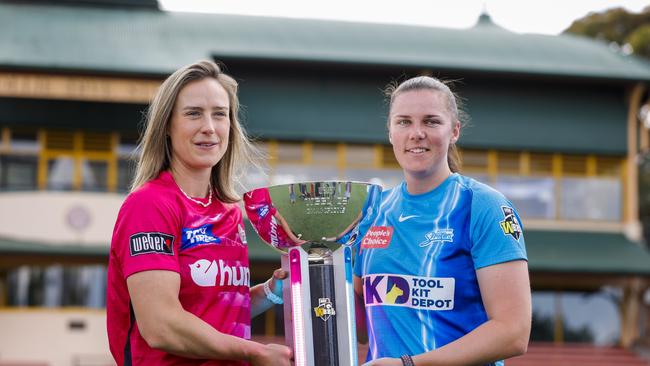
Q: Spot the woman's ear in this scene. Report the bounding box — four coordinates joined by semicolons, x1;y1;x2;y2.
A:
451;120;461;144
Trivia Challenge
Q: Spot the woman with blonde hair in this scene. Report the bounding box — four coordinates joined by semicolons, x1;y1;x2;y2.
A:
106;60;291;366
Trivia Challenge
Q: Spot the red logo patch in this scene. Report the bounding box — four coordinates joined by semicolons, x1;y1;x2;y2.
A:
360;226;394;252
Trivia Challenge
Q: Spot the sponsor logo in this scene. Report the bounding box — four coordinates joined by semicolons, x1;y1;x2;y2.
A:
129;232;174;256
269;215;280;247
237;224;248;245
364;273;454;311
257;205;270;219
419;228;454;247
181;224;221;250
398;214;419;222
499;206;522;241
360;226;393;251
313;297;336;321
189;259;250;287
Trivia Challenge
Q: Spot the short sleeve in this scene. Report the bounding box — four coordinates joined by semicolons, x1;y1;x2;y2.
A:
110;190;182;279
469;187;528;270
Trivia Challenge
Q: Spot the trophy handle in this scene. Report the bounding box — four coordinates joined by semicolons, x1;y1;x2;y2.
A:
333;246;358;366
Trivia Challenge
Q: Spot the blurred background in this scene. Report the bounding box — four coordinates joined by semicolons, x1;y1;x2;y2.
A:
2;0;650;365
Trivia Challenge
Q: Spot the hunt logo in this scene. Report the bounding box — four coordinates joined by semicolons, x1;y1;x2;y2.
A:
419;228;454;247
129;232;174;256
499;206;522;241
364;274;454;311
360;226;393;251
182;224;221;250
189;259;250;287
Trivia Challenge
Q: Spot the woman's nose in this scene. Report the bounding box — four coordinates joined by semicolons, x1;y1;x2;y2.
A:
201;117;216;134
409;126;426;140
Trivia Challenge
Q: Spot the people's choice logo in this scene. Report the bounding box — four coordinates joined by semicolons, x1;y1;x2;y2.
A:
364;273;454;310
189;259;250;287
360;226;393;251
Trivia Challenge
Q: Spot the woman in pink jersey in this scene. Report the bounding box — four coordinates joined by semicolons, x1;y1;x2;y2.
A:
106;60;292;366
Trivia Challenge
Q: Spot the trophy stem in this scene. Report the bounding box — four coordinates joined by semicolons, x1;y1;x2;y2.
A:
307;242;333;264
308;263;339;366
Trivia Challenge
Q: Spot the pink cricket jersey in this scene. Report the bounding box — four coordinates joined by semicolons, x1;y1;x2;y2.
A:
244;188;296;249
107;171;251;366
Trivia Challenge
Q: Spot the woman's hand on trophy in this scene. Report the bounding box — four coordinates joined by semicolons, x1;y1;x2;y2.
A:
250;343;292;366
362;357;402;366
270;268;287;296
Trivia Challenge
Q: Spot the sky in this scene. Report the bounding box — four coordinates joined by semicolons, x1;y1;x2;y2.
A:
159;0;650;35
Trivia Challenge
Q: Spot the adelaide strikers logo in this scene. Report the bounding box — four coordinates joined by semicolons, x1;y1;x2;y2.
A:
419;228;454;247
499;206;522;241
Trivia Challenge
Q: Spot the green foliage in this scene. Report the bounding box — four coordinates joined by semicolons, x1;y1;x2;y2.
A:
628;24;650;58
564;6;650;59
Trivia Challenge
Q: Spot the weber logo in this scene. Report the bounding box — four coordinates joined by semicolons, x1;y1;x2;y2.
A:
130;232;174;256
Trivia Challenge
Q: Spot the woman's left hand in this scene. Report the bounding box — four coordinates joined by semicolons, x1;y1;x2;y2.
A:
362;358;401;366
269;268;287;295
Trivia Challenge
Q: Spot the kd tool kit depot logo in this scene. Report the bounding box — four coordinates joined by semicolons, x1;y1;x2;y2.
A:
363;273;455;310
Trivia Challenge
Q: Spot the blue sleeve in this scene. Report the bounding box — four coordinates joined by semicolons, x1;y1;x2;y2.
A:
353;247;362;277
469;186;527;270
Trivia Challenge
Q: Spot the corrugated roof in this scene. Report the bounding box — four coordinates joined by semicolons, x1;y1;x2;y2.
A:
3;3;650;81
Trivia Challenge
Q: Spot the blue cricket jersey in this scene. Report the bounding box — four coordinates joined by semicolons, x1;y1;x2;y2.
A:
353;173;527;365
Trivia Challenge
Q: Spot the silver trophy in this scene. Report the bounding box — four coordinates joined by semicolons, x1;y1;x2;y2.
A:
244;181;382;366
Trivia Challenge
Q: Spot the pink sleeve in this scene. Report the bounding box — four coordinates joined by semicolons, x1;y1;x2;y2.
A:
111;190;181;279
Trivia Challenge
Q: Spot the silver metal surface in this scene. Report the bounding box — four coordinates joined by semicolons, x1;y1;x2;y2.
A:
244;181;382;253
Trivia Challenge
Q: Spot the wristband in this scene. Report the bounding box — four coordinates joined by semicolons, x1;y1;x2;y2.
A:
263;279;283;304
400;355;415;366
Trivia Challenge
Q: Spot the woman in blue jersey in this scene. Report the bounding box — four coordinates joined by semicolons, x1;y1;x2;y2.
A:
355;76;531;366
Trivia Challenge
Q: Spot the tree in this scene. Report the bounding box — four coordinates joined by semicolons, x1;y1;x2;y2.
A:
564;6;650;59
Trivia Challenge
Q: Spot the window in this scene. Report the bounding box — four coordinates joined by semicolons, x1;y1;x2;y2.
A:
83;160;108;191
561;178;621;220
7;265;107;308
0;155;37;190
117;158;136;192
495;176;555;219
457;149;624;222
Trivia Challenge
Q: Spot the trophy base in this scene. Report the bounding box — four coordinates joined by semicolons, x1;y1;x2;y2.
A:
283;245;357;366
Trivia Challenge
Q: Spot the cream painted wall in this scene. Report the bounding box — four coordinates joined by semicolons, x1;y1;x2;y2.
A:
0;310;114;366
0;192;125;245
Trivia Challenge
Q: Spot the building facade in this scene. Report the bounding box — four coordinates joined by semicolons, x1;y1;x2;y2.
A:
2;1;650;365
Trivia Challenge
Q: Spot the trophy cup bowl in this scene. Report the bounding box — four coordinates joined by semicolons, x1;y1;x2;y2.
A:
244;181;382;366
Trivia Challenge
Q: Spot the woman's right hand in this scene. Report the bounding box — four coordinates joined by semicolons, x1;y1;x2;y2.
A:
250;343;292;366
